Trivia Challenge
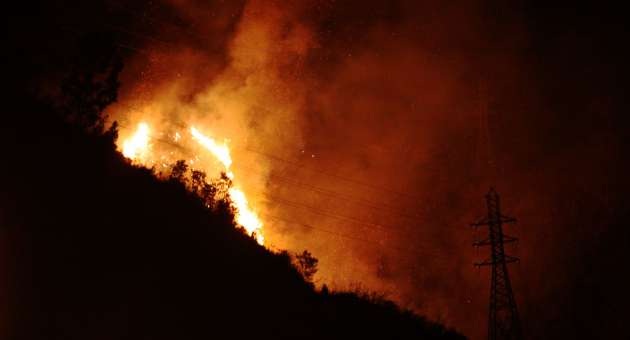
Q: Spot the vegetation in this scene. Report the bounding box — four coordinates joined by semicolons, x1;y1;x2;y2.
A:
295;250;319;284
1;103;466;339
2;5;466;339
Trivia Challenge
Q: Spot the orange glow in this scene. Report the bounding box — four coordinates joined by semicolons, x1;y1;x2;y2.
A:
119;122;264;245
228;188;264;244
189;126;264;244
190;127;232;169
122;122;150;161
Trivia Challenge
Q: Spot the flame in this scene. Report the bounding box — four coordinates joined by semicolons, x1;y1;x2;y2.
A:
190;126;264;244
228;188;264;244
190;127;232;168
122;122;150;160
119;122;264;245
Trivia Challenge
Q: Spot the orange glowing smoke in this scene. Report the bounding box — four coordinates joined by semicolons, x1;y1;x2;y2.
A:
120;122;264;245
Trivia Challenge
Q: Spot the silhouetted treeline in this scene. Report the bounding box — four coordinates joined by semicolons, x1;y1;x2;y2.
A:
0;95;466;340
1;4;465;339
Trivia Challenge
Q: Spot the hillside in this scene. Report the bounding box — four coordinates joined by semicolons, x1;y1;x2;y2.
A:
0;89;465;339
1;2;466;337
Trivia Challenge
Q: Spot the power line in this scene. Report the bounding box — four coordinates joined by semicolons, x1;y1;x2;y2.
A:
262;214;417;254
112;112;425;221
54;23;432;246
257;193;393;232
57;20;427;203
115;121;422;237
236;163;421;222
52;16;431;255
244;147;423;202
118;135;422;247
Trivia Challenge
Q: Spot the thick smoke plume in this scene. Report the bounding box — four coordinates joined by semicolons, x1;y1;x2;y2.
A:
106;1;630;339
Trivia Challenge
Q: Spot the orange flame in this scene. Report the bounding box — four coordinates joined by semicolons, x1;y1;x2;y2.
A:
189;126;264;244
120;122;264;245
190;127;232;169
122;122;150;161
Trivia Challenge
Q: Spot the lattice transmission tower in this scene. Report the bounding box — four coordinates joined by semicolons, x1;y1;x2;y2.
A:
471;188;523;340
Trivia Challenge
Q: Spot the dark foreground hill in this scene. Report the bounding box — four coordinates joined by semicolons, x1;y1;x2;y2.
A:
0;92;465;339
2;1;465;336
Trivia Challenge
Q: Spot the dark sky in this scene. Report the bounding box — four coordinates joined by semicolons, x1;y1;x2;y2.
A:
6;1;630;339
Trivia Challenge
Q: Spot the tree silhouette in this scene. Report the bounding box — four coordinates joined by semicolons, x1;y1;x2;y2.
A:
190;169;207;193
200;182;217;208
189;169;219;209
213;171;233;200
170;160;188;183
295;250;319;283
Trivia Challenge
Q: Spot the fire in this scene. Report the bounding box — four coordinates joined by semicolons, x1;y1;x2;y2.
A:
190;127;233;169
119;122;264;245
228;188;264;244
122;122;150;160
189;126;264;244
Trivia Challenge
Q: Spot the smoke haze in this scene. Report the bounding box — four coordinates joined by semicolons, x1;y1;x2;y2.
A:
102;1;629;338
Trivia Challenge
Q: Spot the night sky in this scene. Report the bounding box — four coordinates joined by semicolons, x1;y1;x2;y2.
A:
4;1;630;339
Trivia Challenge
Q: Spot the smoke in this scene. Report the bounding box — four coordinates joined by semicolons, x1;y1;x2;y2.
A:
107;0;317;228
105;1;629;338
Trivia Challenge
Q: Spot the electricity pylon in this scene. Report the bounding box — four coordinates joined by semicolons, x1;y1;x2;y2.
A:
471;188;523;340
